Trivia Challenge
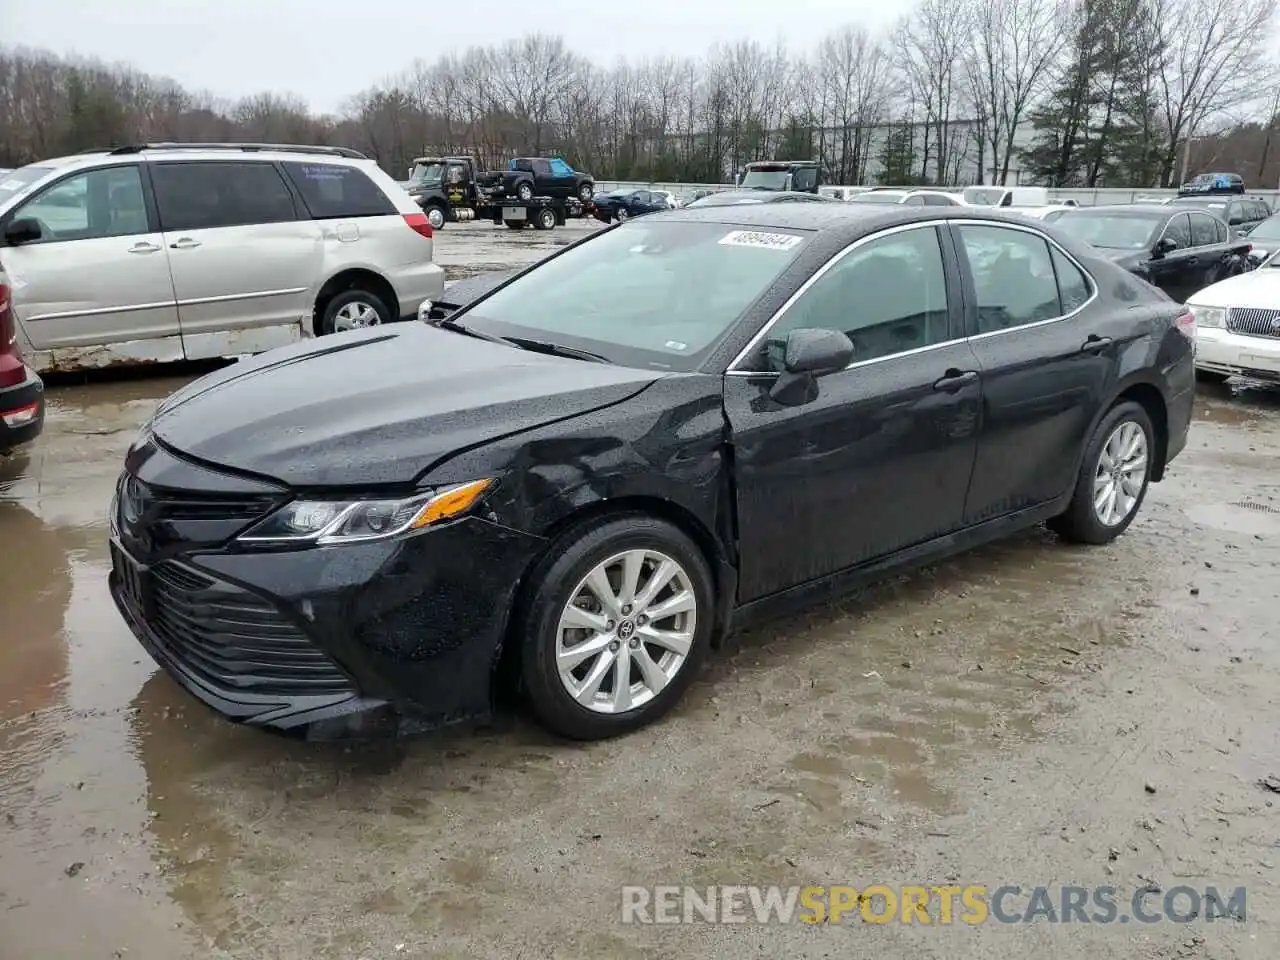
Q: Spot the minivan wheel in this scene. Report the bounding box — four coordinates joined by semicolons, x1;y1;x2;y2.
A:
520;516;714;740
1049;401;1154;545
321;289;393;335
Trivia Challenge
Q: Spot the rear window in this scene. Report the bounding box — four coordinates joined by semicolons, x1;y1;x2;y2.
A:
282;162;397;219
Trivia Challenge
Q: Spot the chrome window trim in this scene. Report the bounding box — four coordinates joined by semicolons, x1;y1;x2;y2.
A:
725;217;1099;376
1157;211;1192;250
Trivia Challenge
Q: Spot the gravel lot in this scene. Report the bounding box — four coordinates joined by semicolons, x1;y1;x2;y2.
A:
1;219;1278;960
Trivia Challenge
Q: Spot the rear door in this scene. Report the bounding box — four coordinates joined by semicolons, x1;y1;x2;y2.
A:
148;160;321;358
0;163;180;353
951;220;1114;523
531;160;556;196
1187;211;1231;289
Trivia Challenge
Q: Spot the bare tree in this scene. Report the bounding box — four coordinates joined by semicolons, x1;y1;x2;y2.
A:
895;0;972;183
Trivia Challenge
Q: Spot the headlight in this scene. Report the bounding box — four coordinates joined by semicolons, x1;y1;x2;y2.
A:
238;479;494;545
1189;305;1226;328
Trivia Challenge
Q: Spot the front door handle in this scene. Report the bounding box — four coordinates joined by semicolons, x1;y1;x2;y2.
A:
1081;335;1113;355
932;369;979;393
128;241;161;254
169;238;202;250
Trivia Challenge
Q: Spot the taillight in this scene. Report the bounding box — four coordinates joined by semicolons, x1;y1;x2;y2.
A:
403;213;433;240
1175;310;1196;341
0;281;25;388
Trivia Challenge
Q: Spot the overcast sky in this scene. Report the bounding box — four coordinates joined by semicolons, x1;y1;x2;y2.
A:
1;0;903;114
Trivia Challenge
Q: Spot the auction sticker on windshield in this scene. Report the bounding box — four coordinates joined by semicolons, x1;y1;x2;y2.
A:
718;230;803;250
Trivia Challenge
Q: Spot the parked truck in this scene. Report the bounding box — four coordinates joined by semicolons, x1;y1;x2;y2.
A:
404;155;594;230
737;160;822;193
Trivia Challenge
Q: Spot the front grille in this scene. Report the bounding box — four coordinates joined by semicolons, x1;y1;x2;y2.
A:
1226;307;1280;339
118;475;280;526
116;548;351;696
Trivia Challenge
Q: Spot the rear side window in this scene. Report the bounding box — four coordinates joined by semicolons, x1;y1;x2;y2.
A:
957;224;1061;331
549;159;573;176
1050;247;1092;313
1188;213;1218;247
151;162;297;231
281;162;397;219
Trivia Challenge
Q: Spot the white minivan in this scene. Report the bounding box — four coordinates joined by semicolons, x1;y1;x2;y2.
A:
0;143;445;373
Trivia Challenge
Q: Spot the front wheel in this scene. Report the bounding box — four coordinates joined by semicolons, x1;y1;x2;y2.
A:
319;288;393;335
520;516;714;740
424;204;446;230
578;182;594;202
1049;401;1154;544
1195;368;1229;384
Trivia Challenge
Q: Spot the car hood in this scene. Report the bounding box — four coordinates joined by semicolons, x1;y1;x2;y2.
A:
150;323;665;487
1187;267;1280;310
437;270;518;310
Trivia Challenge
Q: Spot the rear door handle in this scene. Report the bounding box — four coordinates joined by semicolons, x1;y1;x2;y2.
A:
1081;335;1113;354
128;241;161;254
169;238;202;250
932;369;979;393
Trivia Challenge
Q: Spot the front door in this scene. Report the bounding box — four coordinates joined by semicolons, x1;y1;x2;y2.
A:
1;163;179;353
725;224;983;602
147;160;321;357
949;221;1115;522
1146;213;1199;302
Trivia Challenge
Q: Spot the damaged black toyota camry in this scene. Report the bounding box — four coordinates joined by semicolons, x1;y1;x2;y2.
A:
109;205;1196;740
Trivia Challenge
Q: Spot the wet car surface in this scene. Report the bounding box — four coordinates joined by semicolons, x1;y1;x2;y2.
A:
2;220;1279;960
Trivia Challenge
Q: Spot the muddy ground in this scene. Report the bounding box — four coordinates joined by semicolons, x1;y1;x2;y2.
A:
2;221;1279;960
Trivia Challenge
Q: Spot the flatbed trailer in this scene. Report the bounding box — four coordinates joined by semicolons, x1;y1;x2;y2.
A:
476;196;593;231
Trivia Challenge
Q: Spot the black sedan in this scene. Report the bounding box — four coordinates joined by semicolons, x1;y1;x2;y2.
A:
1051;204;1252;302
591;188;671;223
108;205;1195;741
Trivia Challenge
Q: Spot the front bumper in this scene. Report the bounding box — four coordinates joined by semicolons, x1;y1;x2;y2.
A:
109;515;546;738
1196;327;1280;381
0;365;45;453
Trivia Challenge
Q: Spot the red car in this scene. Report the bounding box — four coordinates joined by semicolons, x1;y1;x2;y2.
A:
0;269;44;454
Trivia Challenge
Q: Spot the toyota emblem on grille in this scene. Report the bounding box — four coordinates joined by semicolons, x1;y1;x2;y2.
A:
1271;317;1280;332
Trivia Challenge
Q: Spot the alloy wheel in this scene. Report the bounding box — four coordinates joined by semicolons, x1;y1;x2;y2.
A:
332;300;381;332
1093;420;1148;526
555;549;697;715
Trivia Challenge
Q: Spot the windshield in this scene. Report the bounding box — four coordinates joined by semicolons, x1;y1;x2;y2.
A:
457;220;810;370
963;187;1007;206
1053;213;1160;251
409;162;445;182
0;165;55;205
1249;216;1280;241
740;169;789;190
850;191;905;204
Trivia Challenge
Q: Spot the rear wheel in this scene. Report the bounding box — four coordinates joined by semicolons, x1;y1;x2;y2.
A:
533;208;557;230
1049;401;1154;544
504;219;527;230
516;182;534;201
319;288;393;335
520;516;714;740
615;207;630;223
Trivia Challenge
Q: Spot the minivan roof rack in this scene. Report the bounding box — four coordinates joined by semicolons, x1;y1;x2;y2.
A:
107;142;368;160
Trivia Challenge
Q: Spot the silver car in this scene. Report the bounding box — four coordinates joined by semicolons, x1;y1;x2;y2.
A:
0;144;444;373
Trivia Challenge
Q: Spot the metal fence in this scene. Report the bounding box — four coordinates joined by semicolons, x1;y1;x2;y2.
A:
597;182;1280;208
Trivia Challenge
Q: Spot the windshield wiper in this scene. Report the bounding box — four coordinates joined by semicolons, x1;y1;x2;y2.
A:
433;316;511;346
502;336;611;363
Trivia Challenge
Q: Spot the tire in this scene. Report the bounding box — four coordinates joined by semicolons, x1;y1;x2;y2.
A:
578;182;594;202
516;182;534;202
424;204;447;230
504;219;527;230
1049;400;1155;545
1195;368;1229;383
520;515;715;740
319;288;393;335
533;208;556;230
615;207;630;222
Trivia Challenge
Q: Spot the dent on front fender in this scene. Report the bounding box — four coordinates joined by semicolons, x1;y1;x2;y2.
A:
422;376;733;554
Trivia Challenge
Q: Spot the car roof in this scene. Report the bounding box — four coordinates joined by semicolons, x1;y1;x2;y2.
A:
653;203;1062;238
691;190;831;205
1060;204;1171;218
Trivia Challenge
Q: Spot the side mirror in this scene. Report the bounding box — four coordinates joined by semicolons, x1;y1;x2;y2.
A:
768;328;854;404
2;218;41;246
1228;216;1243;226
1153;236;1178;257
